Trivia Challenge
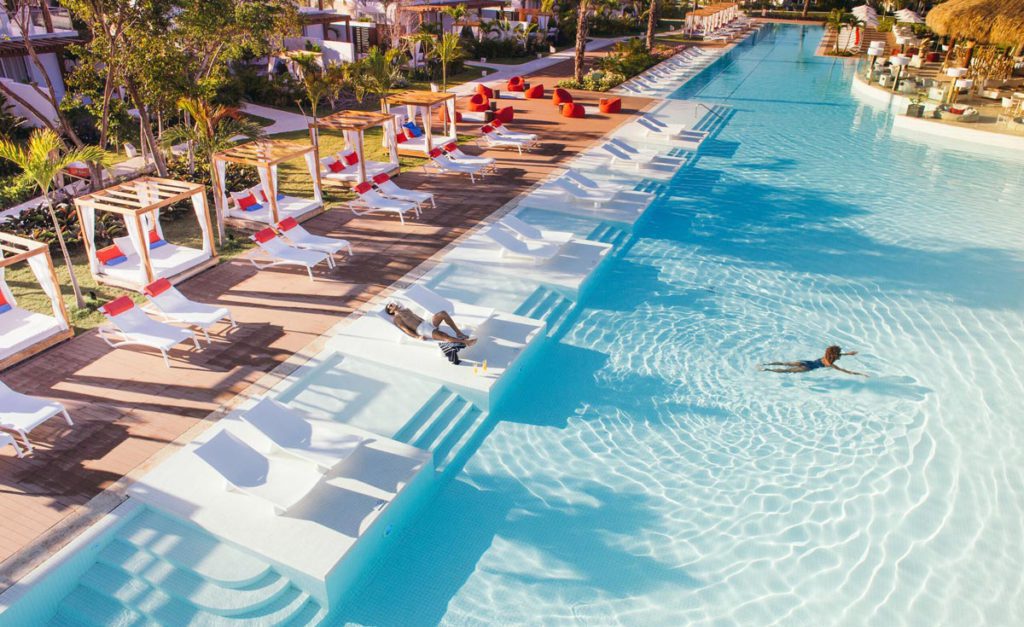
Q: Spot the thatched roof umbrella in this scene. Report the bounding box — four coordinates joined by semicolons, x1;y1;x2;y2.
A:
926;0;1024;47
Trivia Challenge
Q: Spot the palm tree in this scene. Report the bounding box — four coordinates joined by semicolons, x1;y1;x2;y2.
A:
825;9;846;55
161;97;264;242
802;0;811;18
574;0;592;82
645;0;658;50
0;129;107;309
440;3;467;35
357;46;406;110
431;33;466;93
514;21;539;52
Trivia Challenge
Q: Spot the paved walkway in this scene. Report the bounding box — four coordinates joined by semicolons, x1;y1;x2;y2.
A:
0;56;653;589
240;102;311;134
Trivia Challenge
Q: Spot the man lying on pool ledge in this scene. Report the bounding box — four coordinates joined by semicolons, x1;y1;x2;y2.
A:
760;345;867;377
384;302;478;345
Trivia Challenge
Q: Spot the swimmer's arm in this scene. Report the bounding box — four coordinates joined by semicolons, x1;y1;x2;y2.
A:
832;365;868;377
841;350;859;356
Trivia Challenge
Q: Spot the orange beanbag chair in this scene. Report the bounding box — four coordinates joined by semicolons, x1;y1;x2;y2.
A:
524;83;545;99
495;106;514;123
561;103;586;119
599;97;621;114
476;84;494;99
507;76;525;92
552;88;573;107
467;93;489;112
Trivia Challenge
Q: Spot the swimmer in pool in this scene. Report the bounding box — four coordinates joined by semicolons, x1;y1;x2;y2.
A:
384;302;478;346
760;345;867;377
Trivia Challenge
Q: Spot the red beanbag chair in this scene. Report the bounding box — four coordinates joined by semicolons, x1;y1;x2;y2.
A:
552;88;573;107
562;103;586;119
599;97;621;114
507;76;525;92
495;106;514;123
467;93;489;112
524;83;545;99
476;84;494;99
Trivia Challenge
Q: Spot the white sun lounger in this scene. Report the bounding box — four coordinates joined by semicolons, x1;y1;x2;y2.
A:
426;149;489;183
440;144;496;169
499;215;574;244
350;182;421;224
240;397;367;472
485;225;561;261
0;381;72;454
547;177;649;210
276;217;352;262
479;125;532;154
399;284;495;337
601;139;686;174
489;120;538;143
98;297;200;367
371;174;435;209
193;427;323;515
637;116;709;147
143;279;235;343
0;433;22;457
250;228;333;280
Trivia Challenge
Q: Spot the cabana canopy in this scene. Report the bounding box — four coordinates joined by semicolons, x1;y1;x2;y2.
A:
384;91;458;157
75;177;217;291
0;233;73;370
212;140;324;230
926;0;1024;47
685;2;741;35
308;110;400;185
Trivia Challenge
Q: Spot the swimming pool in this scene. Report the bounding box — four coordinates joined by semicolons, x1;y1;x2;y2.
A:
333;24;1024;625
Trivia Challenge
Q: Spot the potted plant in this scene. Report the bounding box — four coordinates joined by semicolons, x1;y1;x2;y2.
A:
906;91;926;117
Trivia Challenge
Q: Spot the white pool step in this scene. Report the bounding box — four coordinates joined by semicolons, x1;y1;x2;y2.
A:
516;286;576;338
47;509;328;626
587;222;631;252
116;509;273;588
394;387;489;474
96;541;293;615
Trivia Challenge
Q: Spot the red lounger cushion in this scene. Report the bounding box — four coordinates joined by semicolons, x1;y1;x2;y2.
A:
277;217;299;232
494;106;514;123
372;173;390;184
144;278;173;297
395;131;408;144
442;143;457;154
476;84;494;98
552;88;573;107
100;295;135;317
599;97;622;114
524;83;545;99
562;103;586;119
96;244;127;266
253;227;277;243
507;76;525;92
237;193;259;210
429;148;444;158
354;182;373;194
343;151;359;166
328;159;345;173
467;93;489;112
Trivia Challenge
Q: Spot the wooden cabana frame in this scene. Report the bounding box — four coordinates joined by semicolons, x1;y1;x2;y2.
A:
74;177;218;291
308;110;400;185
211;139;324;231
0;233;73;370
384;91;458;157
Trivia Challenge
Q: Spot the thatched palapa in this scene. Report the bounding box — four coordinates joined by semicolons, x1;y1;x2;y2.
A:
926;0;1024;47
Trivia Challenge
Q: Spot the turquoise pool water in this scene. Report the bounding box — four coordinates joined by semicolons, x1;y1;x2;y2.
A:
341;25;1024;625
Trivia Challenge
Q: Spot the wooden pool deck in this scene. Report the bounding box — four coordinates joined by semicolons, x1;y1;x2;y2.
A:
0;57;653;588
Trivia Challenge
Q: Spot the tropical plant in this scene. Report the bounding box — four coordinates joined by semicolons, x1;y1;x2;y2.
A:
161;98;264;241
825;9;846;54
431;33;466;92
355;46;407;108
514;21;540;51
441;3;468;35
0;129;108;308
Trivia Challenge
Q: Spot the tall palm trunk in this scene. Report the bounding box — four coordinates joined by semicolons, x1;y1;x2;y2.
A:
802;0;810;18
44;198;84;309
574;0;591;82
645;0;658;50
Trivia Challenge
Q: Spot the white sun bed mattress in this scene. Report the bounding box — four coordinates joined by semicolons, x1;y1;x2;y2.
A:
99;243;211;284
227;195;321;223
0;306;65;362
